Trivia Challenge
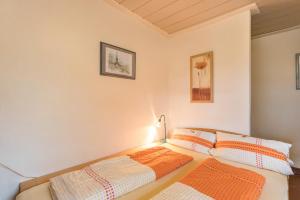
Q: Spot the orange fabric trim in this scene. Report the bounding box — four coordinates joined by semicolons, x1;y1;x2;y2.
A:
216;141;287;161
180;158;265;200
172;134;214;148
128;146;193;179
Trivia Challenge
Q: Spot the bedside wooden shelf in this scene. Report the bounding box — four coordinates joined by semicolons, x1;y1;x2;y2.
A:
289;167;300;200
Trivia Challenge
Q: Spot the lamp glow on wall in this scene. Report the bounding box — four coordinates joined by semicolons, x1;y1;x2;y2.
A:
156;114;167;143
146;126;158;144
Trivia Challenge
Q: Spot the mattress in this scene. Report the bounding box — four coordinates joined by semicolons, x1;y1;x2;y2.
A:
16;143;288;200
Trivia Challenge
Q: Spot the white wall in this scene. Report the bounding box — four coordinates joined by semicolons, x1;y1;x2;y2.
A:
0;0;168;199
252;28;300;165
0;1;252;199
167;11;251;134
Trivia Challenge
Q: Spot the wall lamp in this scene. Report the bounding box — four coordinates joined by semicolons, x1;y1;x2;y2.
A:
156;114;167;143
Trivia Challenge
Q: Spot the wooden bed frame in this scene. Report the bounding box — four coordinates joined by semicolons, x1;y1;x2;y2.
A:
19;128;244;193
21;127;297;198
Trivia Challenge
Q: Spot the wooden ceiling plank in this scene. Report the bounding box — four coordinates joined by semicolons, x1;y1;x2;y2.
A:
254;3;300;17
253;12;300;28
145;0;202;23
120;0;152;11
165;0;254;34
134;0;178;18
252;23;299;36
254;16;300;30
112;0;300;36
251;0;300;36
155;0;233;28
255;0;298;9
163;0;253;30
252;15;300;36
252;4;300;24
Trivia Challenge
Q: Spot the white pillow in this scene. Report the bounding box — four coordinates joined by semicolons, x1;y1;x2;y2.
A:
168;128;216;155
210;131;293;175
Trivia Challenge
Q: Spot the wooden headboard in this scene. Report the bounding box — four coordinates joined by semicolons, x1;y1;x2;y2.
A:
19;128;245;193
185;127;245;135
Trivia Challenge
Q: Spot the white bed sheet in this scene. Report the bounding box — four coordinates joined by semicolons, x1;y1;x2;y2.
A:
16;143;288;200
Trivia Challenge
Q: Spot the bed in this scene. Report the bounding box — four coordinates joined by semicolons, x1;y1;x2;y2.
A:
16;142;288;200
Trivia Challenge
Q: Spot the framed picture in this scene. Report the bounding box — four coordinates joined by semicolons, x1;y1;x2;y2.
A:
190;51;213;103
100;42;136;79
296;53;300;90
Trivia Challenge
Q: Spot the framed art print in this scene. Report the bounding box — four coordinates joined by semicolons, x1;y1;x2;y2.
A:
296;53;300;90
100;42;136;80
190;51;213;103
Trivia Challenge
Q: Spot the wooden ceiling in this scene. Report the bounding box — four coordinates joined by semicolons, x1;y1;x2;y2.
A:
112;0;300;36
252;0;300;36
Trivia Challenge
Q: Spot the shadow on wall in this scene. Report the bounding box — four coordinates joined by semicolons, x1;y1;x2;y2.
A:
0;167;28;200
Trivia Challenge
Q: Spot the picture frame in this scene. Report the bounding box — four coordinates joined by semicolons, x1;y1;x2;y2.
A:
100;42;136;80
190;51;213;103
296;53;300;90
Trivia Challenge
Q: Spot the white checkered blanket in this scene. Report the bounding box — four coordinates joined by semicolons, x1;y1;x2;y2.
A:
151;182;214;200
50;156;156;200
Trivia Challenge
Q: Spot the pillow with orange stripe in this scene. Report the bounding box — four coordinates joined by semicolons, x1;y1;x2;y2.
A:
210;132;293;175
168;129;216;155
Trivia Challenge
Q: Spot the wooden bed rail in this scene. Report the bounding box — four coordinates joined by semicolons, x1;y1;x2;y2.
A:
19;142;160;193
19;128;246;193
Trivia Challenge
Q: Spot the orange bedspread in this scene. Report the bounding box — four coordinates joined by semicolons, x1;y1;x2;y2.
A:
128;146;193;179
180;158;265;200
